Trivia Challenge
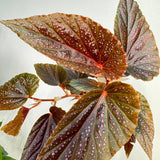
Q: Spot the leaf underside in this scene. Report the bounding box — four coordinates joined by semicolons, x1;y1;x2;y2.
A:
114;0;160;80
134;92;154;160
0;73;39;110
69;78;105;92
21;106;65;160
1;107;29;136
37;81;140;160
0;13;126;81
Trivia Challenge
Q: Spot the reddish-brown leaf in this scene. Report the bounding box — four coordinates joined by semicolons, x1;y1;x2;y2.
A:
37;82;140;160
0;13;126;81
1;107;29;136
114;0;160;80
0;73;39;110
124;134;136;158
21;106;66;160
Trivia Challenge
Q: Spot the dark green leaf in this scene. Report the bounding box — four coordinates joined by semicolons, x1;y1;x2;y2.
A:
69;78;105;92
37;82;140;160
0;121;2;127
1;107;29;136
124;134;136;158
21;106;66;160
134;92;154;160
114;0;160;80
34;63;67;86
0;145;16;160
2;156;16;160
0;13;126;81
0;73;39;110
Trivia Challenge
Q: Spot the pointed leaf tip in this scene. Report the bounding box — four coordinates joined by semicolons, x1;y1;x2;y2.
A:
134;92;154;160
21;106;65;160
114;0;160;80
37;82;140;160
2;13;126;81
1;107;29;136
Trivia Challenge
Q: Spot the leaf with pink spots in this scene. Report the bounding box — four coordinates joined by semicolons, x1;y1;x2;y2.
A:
37;81;140;160
21;106;66;160
0;73;39;110
0;13;126;81
134;92;154;160
114;0;160;80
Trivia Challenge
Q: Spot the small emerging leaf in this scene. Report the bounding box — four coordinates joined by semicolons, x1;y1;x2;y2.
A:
1;107;29;136
114;0;160;80
0;73;39;110
69;78;105;92
34;63;67;86
0;13;126;81
134;92;154;160
37;82;140;160
21;106;66;160
124;134;136;158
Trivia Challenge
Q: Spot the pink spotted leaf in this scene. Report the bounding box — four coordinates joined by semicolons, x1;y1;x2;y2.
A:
114;0;160;80
21;106;66;160
0;73;39;110
0;13;126;81
37;81;140;160
134;92;154;160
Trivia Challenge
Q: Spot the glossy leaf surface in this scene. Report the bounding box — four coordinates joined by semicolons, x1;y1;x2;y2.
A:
0;13;126;81
0;73;39;110
37;82;140;160
1;107;29;136
21;106;65;160
114;0;159;80
69;78;105;92
134;92;154;160
124;134;136;158
35;63;67;86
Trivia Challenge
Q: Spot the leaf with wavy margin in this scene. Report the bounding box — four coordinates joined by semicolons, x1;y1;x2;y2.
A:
1;107;29;136
35;63;67;86
114;0;160;80
134;92;154;160
0;73;39;110
37;81;140;160
0;13;126;81
21;106;66;160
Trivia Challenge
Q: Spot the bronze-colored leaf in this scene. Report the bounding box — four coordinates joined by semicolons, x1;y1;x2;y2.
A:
34;63;67;86
0;73;39;110
1;107;29;136
124;134;136;158
0;13;126;81
114;0;160;80
134;92;154;160
21;106;65;160
37;82;140;160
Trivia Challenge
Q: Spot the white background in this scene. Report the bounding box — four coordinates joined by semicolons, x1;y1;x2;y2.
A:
0;0;160;159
